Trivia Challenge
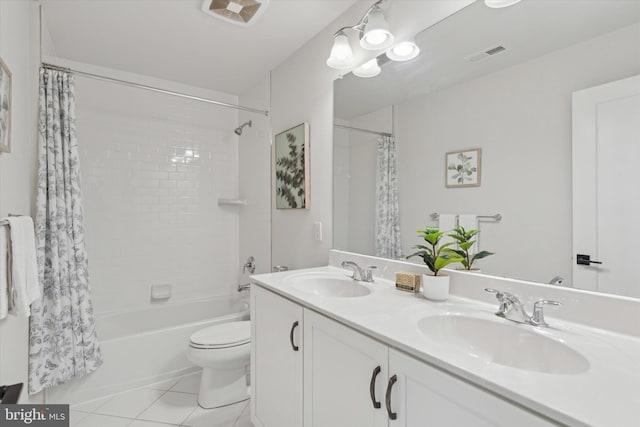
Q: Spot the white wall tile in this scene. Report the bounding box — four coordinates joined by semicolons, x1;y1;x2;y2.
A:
75;72;240;315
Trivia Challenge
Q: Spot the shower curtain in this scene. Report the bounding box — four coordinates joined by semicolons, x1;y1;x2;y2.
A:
29;69;102;394
375;135;402;259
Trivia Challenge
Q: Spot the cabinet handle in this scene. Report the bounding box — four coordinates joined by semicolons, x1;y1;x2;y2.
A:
289;321;299;351
385;374;397;420
369;366;381;409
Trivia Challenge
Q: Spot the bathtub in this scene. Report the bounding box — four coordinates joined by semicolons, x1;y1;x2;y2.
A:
46;294;249;405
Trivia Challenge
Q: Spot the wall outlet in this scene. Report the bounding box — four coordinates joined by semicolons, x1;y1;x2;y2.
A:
314;221;323;241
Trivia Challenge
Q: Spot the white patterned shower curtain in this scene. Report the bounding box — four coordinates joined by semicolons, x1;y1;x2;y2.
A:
29;69;102;394
375;135;402;258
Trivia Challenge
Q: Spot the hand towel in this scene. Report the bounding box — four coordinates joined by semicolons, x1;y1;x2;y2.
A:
0;224;9;319
458;214;479;255
438;214;458;246
6;216;41;317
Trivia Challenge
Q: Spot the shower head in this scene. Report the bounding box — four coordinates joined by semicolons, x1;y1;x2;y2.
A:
234;120;252;136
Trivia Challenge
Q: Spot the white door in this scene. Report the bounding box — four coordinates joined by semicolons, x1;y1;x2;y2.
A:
251;286;303;427
388;349;556;427
572;75;640;297
303;310;388;427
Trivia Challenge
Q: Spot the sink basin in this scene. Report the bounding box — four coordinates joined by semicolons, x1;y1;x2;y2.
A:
284;273;371;298
417;315;589;375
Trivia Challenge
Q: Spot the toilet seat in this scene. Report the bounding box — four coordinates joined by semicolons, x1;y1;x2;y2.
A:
189;320;250;349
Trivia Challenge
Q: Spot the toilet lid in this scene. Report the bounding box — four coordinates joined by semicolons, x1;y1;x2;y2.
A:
190;321;250;348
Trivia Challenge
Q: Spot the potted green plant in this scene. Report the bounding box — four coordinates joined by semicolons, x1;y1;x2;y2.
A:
447;227;494;271
407;227;463;300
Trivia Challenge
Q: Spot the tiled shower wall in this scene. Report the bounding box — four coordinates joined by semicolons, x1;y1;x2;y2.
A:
75;71;240;315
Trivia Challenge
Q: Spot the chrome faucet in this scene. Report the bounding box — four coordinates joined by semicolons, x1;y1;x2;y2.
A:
341;261;378;282
484;288;561;327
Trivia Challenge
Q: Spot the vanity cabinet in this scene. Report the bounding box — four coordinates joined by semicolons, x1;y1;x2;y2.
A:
252;285;559;427
303;310;389;427
388;349;558;427
250;286;303;427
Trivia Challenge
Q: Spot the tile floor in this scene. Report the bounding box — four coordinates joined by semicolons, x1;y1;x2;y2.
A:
70;372;253;427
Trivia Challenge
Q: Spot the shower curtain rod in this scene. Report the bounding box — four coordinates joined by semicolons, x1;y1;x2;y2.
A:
334;124;392;138
41;62;269;117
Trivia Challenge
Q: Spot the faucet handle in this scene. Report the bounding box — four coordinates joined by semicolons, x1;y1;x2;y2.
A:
484;288;500;295
364;265;378;282
531;300;562;327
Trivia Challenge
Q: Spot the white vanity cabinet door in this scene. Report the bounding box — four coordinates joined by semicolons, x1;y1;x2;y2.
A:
251;286;303;427
303;309;389;427
388;349;559;427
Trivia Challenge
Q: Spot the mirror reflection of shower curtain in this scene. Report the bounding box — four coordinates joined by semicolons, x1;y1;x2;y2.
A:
375;135;402;258
29;69;103;394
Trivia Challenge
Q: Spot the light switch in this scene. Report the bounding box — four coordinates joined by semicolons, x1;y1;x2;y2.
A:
314;221;323;241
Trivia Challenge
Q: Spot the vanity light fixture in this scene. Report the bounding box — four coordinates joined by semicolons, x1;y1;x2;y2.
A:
326;0;394;70
326;31;355;69
386;41;420;62
359;5;394;50
353;58;381;78
484;0;522;8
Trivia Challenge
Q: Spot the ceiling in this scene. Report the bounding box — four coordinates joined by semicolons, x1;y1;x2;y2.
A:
41;0;358;95
335;0;640;119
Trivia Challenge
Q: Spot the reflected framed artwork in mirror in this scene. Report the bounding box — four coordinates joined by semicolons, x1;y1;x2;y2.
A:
0;56;11;154
275;122;310;209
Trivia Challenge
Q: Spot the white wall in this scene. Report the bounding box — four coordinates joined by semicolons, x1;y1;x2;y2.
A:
239;76;271;277
397;23;640;284
46;59;243;315
0;0;42;403
270;0;473;269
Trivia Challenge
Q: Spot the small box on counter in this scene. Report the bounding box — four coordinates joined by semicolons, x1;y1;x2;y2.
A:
395;272;421;293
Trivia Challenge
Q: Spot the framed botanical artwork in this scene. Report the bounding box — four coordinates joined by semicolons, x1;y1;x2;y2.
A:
446;148;481;188
275;122;310;209
0;56;11;153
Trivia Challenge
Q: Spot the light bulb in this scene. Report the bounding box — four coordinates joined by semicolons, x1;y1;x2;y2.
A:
353;58;381;78
386;41;420;62
484;0;522;8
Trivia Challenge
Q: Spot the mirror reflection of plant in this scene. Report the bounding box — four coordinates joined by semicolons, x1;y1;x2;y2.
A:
276;132;305;208
407;227;463;276
447;226;494;270
448;152;477;184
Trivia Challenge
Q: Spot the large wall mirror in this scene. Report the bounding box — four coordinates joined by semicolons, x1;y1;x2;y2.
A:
333;0;640;298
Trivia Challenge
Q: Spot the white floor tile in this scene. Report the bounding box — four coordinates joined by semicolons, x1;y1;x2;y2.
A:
232;403;253;427
74;413;131;427
94;388;165;419
128;420;180;426
69;410;91;427
137;391;198;425
71;396;111;413
147;377;181;391
182;401;246;427
170;372;201;394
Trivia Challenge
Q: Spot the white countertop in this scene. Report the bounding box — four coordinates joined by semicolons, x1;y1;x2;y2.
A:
250;265;640;427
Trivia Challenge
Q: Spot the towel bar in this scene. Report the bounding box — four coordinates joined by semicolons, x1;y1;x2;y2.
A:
0;214;26;226
429;213;502;222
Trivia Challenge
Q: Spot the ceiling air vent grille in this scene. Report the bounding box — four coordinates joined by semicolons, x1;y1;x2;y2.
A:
201;0;270;27
465;45;507;62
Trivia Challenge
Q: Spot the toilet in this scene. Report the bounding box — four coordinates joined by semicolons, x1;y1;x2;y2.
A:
188;320;251;409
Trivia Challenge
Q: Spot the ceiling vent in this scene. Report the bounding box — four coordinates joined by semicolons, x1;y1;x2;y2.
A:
465;45;507;62
201;0;270;27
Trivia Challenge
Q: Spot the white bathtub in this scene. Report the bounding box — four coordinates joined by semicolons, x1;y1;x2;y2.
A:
46;294;249;405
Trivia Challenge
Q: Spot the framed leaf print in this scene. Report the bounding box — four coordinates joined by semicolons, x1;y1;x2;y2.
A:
446;148;481;188
275;123;310;209
0;56;11;153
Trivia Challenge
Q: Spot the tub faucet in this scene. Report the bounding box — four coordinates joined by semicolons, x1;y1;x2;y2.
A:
238;283;250;292
341;261;377;282
484;288;561;327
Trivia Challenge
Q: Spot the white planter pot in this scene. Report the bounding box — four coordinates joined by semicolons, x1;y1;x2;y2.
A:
421;274;450;301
